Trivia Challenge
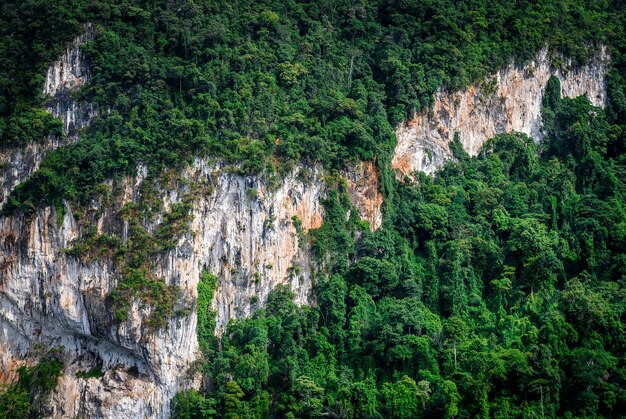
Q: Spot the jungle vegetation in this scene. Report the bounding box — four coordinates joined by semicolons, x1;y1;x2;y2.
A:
0;0;625;417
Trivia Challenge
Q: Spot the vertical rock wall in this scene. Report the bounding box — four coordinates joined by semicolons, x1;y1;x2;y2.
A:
0;158;332;417
0;25;96;206
392;47;610;176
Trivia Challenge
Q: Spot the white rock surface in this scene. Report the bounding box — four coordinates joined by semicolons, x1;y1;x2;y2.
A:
0;160;326;417
0;25;96;207
198;166;322;331
392;47;610;177
44;23;97;135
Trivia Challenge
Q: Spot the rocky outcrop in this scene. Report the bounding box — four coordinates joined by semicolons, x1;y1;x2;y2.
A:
0;25;384;413
44;23;97;136
0;203;196;418
0;24;96;207
0;159;327;417
392;46;610;177
344;161;383;231
180;161;325;332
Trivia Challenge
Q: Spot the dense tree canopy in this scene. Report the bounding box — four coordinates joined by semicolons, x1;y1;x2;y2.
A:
174;80;626;417
0;0;625;417
1;0;621;212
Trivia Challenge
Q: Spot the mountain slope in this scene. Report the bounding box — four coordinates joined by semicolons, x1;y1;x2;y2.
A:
0;1;625;417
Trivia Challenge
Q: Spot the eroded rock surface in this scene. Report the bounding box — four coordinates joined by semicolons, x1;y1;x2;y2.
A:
0;158;329;417
0;25;96;206
392;47;610;176
343;161;384;231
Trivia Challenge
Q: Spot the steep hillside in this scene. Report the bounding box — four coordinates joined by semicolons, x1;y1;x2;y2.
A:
0;1;625;418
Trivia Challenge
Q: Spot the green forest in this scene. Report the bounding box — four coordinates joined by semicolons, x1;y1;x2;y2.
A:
1;0;625;418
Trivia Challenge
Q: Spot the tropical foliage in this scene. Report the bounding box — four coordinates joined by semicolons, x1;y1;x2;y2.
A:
2;0;620;212
175;83;626;417
0;1;625;418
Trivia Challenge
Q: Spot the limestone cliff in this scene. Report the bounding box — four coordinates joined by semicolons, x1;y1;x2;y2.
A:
0;27;381;417
343;161;383;231
0;24;96;207
0;160;326;417
392;47;610;176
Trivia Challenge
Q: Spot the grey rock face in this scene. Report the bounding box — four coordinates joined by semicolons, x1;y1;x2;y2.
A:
43;23;97;136
0;24;96;207
0;158;326;417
